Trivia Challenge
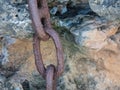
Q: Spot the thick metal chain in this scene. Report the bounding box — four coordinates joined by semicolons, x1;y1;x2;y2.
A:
28;0;64;90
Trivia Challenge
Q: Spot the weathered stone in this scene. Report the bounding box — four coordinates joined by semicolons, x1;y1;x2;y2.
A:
0;0;32;38
0;34;120;90
49;0;88;15
0;0;88;38
0;36;15;65
6;81;24;90
70;16;119;50
0;75;6;90
52;12;120;50
1;0;120;90
89;0;120;21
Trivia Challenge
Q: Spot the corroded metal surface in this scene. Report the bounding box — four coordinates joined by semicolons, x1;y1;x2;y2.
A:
28;0;51;40
28;0;64;89
46;65;56;90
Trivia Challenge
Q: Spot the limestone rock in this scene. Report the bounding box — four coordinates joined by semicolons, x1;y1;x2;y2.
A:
1;0;120;90
6;82;24;90
49;0;88;15
0;37;120;90
70;16;119;50
0;0;89;38
52;13;119;51
0;36;15;65
89;0;120;21
0;0;32;38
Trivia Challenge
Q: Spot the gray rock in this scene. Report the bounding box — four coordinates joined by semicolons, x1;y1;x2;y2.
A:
1;1;120;90
49;0;88;15
0;75;6;90
89;0;120;21
0;36;15;65
6;81;24;90
0;0;32;38
0;0;88;38
50;5;68;15
52;13;119;50
70;16;119;50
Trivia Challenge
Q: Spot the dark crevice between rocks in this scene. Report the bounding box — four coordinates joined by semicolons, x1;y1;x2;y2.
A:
10;0;27;6
51;3;99;46
0;65;19;78
116;26;120;34
21;80;30;90
0;55;28;79
53;25;75;42
54;3;97;19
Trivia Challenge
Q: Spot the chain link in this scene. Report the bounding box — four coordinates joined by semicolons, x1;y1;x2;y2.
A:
28;0;51;40
28;0;64;90
46;65;56;90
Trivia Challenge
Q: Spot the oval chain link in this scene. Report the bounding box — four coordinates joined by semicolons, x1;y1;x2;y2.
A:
28;0;64;90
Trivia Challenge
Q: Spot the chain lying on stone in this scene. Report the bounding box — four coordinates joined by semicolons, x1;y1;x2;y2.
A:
28;0;64;90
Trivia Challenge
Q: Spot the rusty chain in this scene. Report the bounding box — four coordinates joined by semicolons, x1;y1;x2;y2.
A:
28;0;64;90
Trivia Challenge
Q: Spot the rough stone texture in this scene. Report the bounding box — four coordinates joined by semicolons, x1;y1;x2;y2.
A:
1;36;120;90
0;0;120;90
0;0;32;38
49;0;88;15
0;36;16;65
0;0;88;38
52;13;120;51
70;17;119;50
89;0;120;21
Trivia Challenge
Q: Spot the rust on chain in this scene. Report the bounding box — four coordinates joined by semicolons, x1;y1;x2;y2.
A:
28;0;52;40
46;65;56;90
28;0;64;90
33;28;64;78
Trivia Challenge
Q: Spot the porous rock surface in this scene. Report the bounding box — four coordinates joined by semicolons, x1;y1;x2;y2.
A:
0;0;32;38
0;0;88;38
0;0;120;90
89;0;120;21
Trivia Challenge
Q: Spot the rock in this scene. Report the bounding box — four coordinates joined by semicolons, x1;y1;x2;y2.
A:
0;0;32;38
70;16;119;50
50;5;68;15
0;35;120;90
0;0;89;38
0;36;15;65
49;0;89;15
1;0;120;90
89;0;120;21
6;81;24;90
0;75;6;90
0;32;120;90
52;12;119;51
